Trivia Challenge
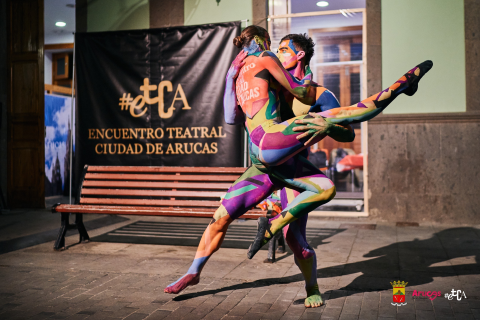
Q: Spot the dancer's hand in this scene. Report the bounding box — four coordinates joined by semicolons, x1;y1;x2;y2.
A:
226;50;248;80
293;112;330;145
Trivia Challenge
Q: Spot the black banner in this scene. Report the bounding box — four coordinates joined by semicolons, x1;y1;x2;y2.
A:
75;22;242;182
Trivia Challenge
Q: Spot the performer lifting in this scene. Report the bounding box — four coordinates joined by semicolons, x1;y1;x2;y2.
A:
164;26;432;308
225;33;352;307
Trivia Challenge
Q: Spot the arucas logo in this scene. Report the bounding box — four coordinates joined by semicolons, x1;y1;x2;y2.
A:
391;281;408;306
412;290;441;300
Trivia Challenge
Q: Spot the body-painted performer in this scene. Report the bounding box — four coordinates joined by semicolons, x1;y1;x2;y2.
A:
225;31;431;306
225;33;352;307
164;26;432;308
165;27;340;306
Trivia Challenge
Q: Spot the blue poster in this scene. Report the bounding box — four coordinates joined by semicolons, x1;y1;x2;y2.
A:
44;94;75;197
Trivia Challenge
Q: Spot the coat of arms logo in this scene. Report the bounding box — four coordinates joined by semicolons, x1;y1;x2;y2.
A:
391;281;408;306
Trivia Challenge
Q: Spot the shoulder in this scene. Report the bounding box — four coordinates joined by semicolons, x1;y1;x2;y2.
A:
257;51;283;68
260;51;277;58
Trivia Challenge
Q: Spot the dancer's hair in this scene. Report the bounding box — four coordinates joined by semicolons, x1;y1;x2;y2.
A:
233;25;269;48
280;34;315;66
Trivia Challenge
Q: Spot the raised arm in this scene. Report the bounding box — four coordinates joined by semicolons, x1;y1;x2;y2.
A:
223;51;247;125
257;51;312;99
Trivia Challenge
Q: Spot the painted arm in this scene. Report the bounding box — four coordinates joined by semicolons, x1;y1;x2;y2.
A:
223;51;247;125
310;88;355;142
317;104;381;126
295;85;355;142
293;112;359;145
328;124;355;142
258;52;312;99
308;86;341;113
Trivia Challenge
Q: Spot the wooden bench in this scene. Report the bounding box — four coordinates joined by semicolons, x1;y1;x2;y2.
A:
52;165;267;250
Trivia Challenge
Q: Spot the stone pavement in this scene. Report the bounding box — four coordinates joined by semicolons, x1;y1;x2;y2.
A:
0;208;479;320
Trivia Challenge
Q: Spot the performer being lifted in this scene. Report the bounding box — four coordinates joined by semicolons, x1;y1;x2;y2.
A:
164;26;432;308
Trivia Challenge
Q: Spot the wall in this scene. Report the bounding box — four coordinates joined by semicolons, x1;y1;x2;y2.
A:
381;0;466;114
184;0;251;26
368;121;480;223
45;52;52;85
80;0;263;32
150;0;264;30
44;33;74;45
367;0;480;223
87;0;149;32
150;0;184;28
0;0;6;208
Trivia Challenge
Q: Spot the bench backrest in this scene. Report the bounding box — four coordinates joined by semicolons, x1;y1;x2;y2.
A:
77;165;247;211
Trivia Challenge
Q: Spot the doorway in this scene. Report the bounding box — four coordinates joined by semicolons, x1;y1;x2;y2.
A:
6;0;46;208
44;0;76;207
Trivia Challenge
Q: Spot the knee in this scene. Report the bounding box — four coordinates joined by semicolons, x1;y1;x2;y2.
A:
211;208;231;232
213;205;229;221
285;230;315;260
313;185;336;204
325;185;336;201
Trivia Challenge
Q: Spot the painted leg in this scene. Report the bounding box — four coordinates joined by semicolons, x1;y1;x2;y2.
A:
282;189;323;307
318;60;433;125
165;166;278;294
248;156;335;259
164;213;232;294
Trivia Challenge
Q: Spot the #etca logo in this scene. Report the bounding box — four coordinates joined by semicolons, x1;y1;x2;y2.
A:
391;281;408;306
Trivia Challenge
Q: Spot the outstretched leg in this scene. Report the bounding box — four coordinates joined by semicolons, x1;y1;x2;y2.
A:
318;60;433;124
248;155;335;259
164;166;279;294
281;188;323;308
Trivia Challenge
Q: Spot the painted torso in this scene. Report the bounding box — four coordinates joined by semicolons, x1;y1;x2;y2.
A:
236;53;283;134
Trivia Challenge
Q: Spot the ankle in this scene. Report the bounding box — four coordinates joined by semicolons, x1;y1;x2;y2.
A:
306;284;320;296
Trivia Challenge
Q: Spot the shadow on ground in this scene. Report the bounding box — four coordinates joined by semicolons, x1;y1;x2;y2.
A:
0;215;129;254
91;220;344;250
173;227;480;301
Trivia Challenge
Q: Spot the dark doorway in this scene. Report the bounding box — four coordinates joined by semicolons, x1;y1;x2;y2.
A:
6;0;45;208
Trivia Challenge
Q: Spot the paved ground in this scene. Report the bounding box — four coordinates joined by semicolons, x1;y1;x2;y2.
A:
0;207;479;320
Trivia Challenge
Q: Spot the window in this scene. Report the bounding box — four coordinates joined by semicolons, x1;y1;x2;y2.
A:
269;2;367;212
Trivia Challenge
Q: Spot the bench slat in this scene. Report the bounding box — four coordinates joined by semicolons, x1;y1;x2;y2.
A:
80;198;222;207
81;189;225;198
54;204;265;218
82;180;232;190
88;166;246;174
85;173;240;182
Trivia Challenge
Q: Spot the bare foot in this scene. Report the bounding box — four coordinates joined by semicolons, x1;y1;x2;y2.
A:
305;285;324;308
164;273;200;294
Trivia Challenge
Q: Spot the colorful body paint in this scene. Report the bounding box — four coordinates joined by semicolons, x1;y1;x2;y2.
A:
166;31;432;299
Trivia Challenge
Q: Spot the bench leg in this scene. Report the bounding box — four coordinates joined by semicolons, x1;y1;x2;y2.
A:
75;213;90;243
54;212;69;250
277;229;286;253
265;232;282;263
